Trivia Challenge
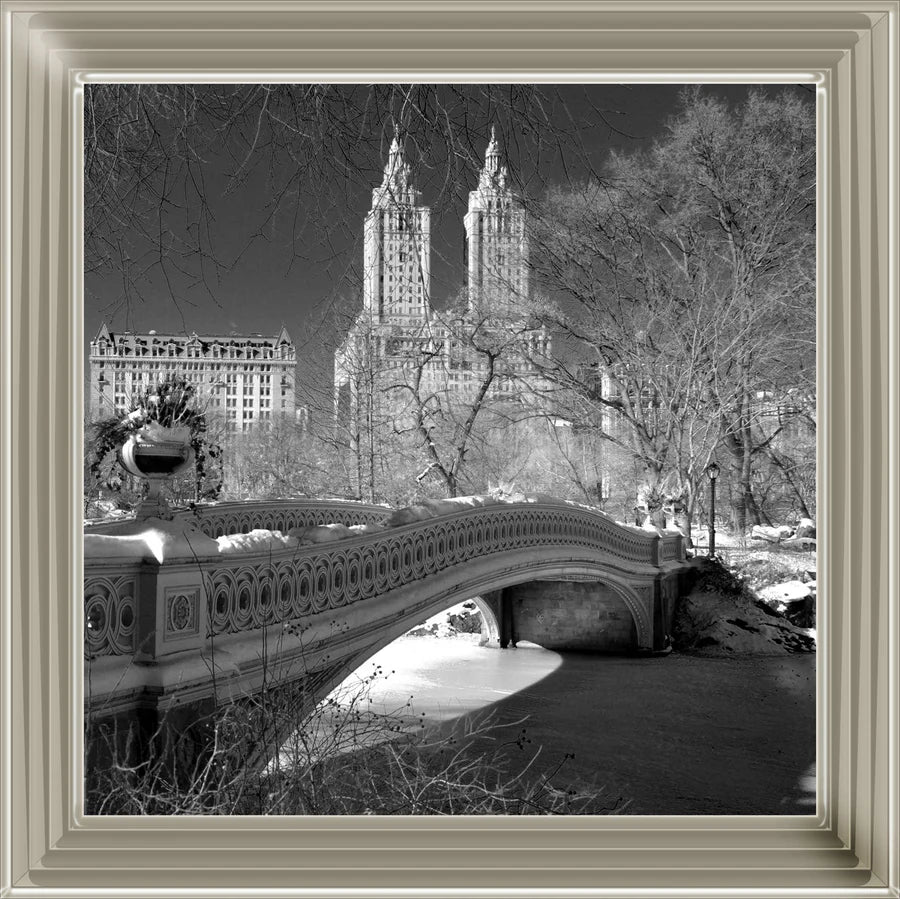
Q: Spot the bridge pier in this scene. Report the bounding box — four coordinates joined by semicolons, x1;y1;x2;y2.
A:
478;572;684;655
498;588;516;649
653;570;681;653
503;580;640;652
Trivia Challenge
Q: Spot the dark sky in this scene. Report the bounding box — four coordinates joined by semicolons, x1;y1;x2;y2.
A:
84;82;814;394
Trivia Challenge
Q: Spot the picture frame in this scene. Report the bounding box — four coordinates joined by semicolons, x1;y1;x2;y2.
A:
1;1;897;896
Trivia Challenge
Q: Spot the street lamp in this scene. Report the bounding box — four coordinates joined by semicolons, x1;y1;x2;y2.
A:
706;461;721;557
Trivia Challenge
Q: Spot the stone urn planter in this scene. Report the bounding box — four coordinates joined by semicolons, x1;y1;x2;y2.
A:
119;423;194;519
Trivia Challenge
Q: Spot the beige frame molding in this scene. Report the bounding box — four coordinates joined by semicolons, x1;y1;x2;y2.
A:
1;2;897;896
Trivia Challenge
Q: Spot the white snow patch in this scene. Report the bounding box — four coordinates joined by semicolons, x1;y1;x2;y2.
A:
288;523;360;544
216;529;298;554
319;496;392;508
347;524;385;537
757;580;813;605
382;493;612;528
84;519;219;563
751;524;794;543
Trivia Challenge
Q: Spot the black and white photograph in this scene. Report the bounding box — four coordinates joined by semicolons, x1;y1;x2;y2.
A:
82;82;817;816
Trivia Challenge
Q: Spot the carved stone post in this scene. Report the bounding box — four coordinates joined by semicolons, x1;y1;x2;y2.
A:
135;559;207;662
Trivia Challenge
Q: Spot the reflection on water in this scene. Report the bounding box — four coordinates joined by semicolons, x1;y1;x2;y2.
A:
786;762;817;811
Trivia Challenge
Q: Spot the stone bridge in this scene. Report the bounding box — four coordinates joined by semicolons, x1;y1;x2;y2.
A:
84;498;688;761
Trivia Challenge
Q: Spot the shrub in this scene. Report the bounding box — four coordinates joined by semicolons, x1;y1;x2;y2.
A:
85;669;625;816
446;603;483;634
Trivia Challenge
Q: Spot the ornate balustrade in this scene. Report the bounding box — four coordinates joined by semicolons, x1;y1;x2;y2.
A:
85;499;390;538
84;502;684;659
206;505;681;637
83;560;142;658
173;499;391;537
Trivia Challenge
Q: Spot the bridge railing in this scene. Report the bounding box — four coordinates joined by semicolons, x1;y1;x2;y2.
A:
170;499;391;537
86;499;391;537
203;504;682;638
84;501;684;665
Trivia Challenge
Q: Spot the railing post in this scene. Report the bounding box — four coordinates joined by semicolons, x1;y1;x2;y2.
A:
86;522;219;664
134;558;208;662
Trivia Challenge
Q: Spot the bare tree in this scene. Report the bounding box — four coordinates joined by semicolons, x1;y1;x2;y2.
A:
649;87;816;532
221;416;333;500
530;87;815;534
531;180;723;531
343;292;549;499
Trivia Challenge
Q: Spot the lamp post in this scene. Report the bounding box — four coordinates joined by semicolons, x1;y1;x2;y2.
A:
706;462;720;557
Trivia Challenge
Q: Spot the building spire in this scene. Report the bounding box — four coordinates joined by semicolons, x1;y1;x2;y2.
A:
387;123;402;165
479;125;508;190
375;123;415;202
385;126;403;176
486;124;499;160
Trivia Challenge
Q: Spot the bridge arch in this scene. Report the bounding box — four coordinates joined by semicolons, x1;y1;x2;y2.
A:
84;499;686;770
315;557;655;690
470;596;501;644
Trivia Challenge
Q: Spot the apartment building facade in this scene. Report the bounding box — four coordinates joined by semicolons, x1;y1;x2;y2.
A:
88;324;297;431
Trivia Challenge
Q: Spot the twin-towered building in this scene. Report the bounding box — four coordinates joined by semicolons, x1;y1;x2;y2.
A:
335;128;550;426
358;126;529;325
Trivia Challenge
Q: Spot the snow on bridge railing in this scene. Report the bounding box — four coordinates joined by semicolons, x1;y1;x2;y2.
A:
85;498;391;536
170;498;391;538
84;496;685;659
